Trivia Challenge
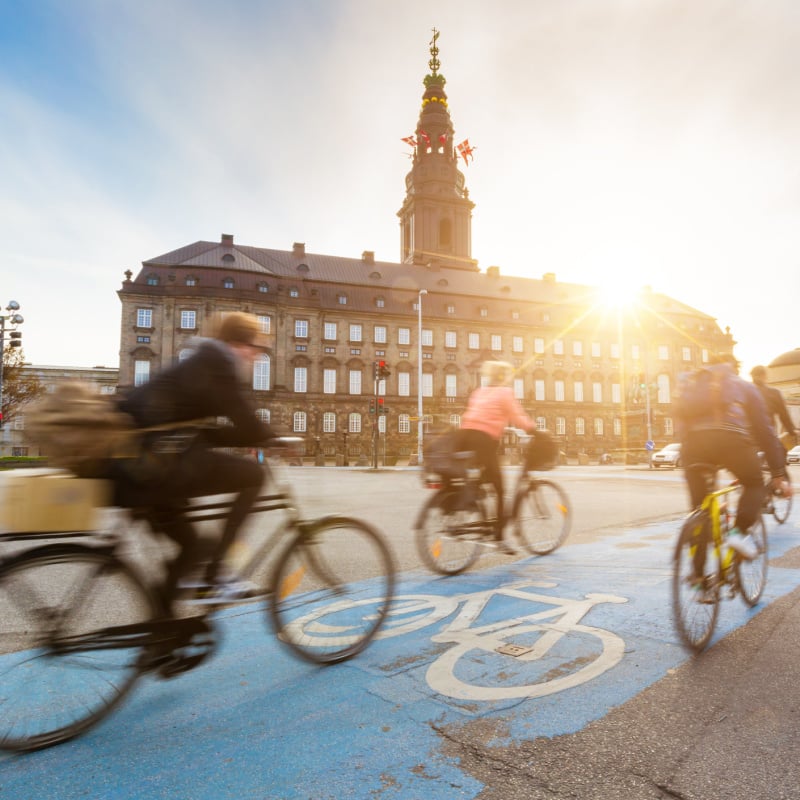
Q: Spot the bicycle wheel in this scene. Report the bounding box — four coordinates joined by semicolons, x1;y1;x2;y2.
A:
511;478;571;555
770;488;792;524
672;511;720;653
269;516;395;665
0;544;159;752
736;515;768;607
414;489;485;576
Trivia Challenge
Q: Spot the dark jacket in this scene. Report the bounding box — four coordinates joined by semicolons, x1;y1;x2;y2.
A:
119;339;274;448
754;381;796;438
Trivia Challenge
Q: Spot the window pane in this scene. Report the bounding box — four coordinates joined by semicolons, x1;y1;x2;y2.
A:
323;368;336;394
134;360;150;386
253;355;270;390
136;308;152;328
349;370;362;394
293;412;307;432
294;367;307;393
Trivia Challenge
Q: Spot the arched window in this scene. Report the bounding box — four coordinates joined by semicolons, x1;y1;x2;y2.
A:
256;408;270;423
348;413;361;433
253;354;270;391
293;412;307;432
322;412;336;433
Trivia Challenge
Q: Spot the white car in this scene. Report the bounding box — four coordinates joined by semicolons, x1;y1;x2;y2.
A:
652;443;681;469
788;445;800;465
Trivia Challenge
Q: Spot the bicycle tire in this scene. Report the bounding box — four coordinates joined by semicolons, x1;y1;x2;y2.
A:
736;515;768;607
0;543;159;752
672;511;720;653
414;489;485;576
269;516;395;665
770;490;792;525
511;478;571;555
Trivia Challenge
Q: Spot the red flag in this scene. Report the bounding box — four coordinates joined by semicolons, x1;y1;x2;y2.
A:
457;139;475;165
438;133;448;144
418;129;431;146
401;136;417;148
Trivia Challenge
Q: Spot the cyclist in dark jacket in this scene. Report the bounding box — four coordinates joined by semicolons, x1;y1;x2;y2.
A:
115;312;277;611
750;365;796;446
676;354;792;560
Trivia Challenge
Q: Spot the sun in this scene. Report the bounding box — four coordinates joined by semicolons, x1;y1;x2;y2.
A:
593;282;643;312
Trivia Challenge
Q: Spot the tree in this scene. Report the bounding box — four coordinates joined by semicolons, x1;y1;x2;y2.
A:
1;347;45;426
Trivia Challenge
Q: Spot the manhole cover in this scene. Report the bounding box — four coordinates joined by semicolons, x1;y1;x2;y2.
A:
496;643;533;657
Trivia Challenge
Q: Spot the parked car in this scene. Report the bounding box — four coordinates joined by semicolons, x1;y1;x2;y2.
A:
652;443;681;469
787;445;800;465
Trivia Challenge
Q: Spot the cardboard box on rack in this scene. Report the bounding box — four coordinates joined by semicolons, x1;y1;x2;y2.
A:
0;469;111;533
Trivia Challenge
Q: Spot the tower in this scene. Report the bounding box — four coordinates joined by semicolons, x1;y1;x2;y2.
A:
397;30;477;270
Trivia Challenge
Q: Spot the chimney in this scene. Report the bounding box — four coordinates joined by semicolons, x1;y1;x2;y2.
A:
361;250;375;264
293;242;306;257
486;266;500;278
221;233;234;246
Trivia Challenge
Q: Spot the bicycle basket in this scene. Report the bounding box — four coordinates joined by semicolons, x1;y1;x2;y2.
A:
524;430;559;470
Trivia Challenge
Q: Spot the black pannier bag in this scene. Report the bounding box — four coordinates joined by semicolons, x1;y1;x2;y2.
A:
423;428;466;479
524;429;559;470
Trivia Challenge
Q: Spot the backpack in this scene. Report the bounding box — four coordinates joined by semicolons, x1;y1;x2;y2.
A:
26;382;137;477
675;366;739;424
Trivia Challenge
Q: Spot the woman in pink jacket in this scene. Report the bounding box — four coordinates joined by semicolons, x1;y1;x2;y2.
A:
456;361;536;553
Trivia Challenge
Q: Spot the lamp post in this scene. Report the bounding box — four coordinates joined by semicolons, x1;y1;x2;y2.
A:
417;289;427;466
0;300;24;432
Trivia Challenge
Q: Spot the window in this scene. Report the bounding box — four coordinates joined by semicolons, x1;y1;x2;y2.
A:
349;413;361;433
223;278;234;289
338;294;347;305
574;381;584;402
702;349;709;363
682;346;692;362
535;379;545;401
468;332;480;350
491;334;502;351
610;343;620;359
257;315;271;334
556;416;566;435
534;337;545;354
257;282;269;293
573;341;583;357
323;412;336;433
536;416;546;430
592;382;602;403
136;335;150;344
350;324;362;342
575;417;585;435
186;276;198;287
449;414;461;427
446;304;455;315
399;414;411;433
178;348;193;362
374;325;387;344
375;297;385;308
134;360;150;386
146;274;159;286
422;373;433;398
658;345;669;360
323;368;336;394
555;380;565;401
512;336;523;353
591;342;601;359
513;378;524;400
324;322;337;340
349;369;362;395
611;383;621;403
594;418;604;435
421;329;433;347
256;408;270;423
293;412;307;432
664;417;674;437
136;308;152;328
294;319;308;338
479;306;488;317
180;310;196;330
553;339;564;355
511;310;520;320
253;354;270;390
398;371;410;397
631;344;640;360
398;327;410;345
445;374;457;398
445;331;457;348
657;374;671;404
289;287;299;298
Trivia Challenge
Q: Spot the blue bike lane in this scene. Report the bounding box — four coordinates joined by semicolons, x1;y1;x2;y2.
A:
4;510;800;800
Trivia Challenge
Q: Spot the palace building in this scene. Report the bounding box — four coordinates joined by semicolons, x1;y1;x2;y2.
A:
116;34;734;465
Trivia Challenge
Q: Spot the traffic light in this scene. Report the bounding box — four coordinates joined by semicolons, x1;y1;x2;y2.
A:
376;360;390;380
369;398;376;415
8;330;21;348
377;397;387;415
639;374;646;389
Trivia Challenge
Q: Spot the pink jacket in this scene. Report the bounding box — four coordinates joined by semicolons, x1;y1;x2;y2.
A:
460;385;534;440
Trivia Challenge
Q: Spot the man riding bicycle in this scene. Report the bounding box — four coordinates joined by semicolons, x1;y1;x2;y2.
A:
676;353;792;561
112;312;279;612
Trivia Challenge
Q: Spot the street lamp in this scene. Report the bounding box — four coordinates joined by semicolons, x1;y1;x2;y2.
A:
417;289;427;466
0;300;24;431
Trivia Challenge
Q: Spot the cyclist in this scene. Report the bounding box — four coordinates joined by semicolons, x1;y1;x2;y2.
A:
676;353;792;561
750;364;796;448
455;360;536;554
113;312;279;611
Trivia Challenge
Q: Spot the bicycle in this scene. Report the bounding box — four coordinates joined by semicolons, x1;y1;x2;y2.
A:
415;429;572;575
0;438;395;753
672;463;768;653
762;471;792;524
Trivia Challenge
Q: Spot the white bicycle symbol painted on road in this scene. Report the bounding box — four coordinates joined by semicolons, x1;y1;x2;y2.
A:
283;580;628;701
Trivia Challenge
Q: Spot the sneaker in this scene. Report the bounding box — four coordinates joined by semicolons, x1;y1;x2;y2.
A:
188;578;263;605
493;539;517;556
726;529;758;561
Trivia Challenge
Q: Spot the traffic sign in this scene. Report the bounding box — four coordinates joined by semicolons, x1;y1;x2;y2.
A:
645;440;655;451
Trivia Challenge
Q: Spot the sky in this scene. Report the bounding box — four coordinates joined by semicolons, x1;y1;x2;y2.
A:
2;0;799;378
